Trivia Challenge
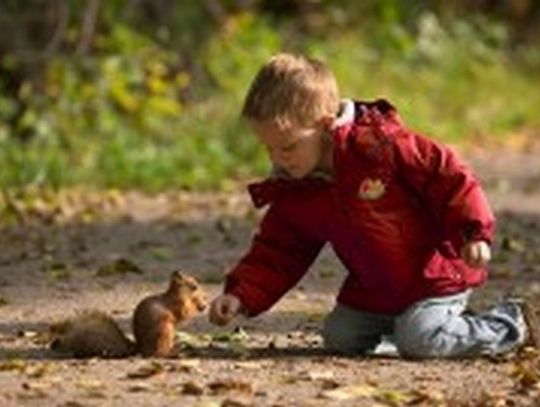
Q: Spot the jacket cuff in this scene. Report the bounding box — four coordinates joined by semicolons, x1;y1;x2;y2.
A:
224;276;270;317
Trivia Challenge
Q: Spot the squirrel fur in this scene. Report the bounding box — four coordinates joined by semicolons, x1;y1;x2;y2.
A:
49;271;207;358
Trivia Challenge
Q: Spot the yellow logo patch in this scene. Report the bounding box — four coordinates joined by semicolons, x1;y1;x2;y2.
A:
358;178;386;200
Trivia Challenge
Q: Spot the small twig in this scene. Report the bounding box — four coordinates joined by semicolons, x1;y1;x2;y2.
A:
45;0;70;56
76;0;101;55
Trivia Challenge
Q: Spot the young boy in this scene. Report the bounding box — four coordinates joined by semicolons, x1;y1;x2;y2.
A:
208;53;537;358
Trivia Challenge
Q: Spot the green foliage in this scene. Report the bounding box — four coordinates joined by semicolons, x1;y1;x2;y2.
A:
0;3;539;192
308;13;540;142
204;13;281;96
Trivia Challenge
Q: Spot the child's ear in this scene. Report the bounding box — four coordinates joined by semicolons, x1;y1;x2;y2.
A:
318;115;335;131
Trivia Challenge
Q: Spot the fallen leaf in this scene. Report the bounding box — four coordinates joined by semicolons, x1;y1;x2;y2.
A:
127;382;154;392
182;381;205;395
74;379;106;391
58;401;88;407
18;330;39;339
376;388;414;405
208;379;253;395
320;384;377;400
0;359;27;372
17;382;49;400
192;400;220;407
512;360;540;390
59;401;88;407
221;397;254;407
300;369;334;381
25;363;57;379
126;361;164;379
232;361;263;371
174;358;201;372
408;388;446;404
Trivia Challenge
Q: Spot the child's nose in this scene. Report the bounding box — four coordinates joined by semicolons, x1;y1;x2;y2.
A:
274;151;291;164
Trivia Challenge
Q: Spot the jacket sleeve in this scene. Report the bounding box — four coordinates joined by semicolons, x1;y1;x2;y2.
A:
393;130;495;256
224;200;325;317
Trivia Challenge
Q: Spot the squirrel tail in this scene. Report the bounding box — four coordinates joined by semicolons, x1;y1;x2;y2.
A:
49;310;136;358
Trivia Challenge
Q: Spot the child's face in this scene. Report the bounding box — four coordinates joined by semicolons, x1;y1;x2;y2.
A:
250;120;330;179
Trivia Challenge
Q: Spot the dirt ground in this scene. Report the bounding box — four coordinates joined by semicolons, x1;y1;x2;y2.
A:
1;145;540;407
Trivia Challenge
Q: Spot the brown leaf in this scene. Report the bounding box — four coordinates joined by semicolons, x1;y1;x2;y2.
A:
25;363;57;379
320;384;377;400
221;397;254;407
127;383;154;393
126;362;164;379
512;361;540;390
182;381;205;395
208;379;253;395
0;359;27;372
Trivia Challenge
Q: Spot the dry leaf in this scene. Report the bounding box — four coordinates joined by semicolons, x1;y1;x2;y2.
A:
126;362;164;379
59;401;89;407
301;370;334;381
376;388;414;405
127;383;154;392
25;363;57;379
512;361;540;390
192;401;221;407
0;359;27;372
74;379;106;391
182;381;205;395
174;359;201;372
208;379;253;395
232;361;263;371
408;388;446;404
221;397;254;407
320;384;377;400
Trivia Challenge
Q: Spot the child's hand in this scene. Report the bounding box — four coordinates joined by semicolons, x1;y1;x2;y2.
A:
209;294;243;326
460;240;491;268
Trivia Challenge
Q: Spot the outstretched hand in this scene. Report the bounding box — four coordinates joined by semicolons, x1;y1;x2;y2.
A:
460;240;491;268
209;294;243;326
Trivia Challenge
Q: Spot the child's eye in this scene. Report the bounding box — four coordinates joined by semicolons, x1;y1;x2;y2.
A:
281;143;296;152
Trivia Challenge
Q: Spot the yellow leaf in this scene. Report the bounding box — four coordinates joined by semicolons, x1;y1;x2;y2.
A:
126;361;164;379
321;384;378;400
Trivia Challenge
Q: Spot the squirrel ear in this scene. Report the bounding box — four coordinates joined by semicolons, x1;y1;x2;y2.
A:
171;270;185;280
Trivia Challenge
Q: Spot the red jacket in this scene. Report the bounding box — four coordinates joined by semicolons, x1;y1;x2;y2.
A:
225;99;495;315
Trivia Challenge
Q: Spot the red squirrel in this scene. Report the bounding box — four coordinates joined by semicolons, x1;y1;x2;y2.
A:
50;271;207;358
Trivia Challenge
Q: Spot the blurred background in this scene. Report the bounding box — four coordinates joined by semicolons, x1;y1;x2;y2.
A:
0;0;539;192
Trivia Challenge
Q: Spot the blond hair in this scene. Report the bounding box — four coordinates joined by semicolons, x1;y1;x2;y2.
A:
241;53;340;127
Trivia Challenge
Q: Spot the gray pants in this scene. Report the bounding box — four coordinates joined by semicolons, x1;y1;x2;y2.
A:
322;291;526;358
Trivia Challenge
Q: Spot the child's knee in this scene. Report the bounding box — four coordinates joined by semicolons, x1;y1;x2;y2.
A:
322;317;359;354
